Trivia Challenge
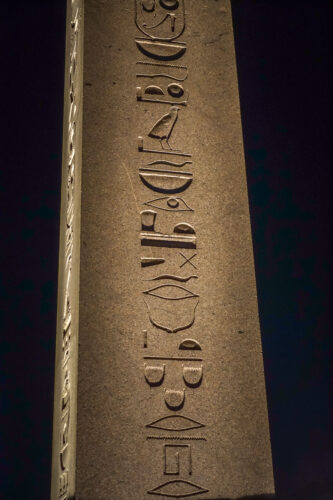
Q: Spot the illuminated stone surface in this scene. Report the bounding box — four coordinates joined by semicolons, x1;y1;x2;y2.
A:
52;1;275;499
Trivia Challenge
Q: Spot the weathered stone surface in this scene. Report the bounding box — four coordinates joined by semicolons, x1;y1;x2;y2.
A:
52;1;275;499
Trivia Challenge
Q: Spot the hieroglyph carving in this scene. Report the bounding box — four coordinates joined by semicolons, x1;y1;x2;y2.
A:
136;61;188;81
136;83;188;105
147;415;205;432
135;1;209;495
164;444;192;475
148;480;208;498
178;251;197;269
56;2;81;499
148;106;180;149
135;0;185;41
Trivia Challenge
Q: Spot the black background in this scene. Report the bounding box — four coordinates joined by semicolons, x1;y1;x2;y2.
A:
0;1;332;499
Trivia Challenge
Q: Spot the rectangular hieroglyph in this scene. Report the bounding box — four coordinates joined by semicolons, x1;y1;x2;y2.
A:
53;0;276;499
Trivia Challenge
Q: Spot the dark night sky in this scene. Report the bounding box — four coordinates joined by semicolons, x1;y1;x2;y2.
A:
0;1;332;499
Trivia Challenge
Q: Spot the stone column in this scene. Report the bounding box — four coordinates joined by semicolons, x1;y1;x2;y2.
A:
52;1;275;499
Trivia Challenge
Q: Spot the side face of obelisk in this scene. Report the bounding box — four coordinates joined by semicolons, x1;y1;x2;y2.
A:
53;0;275;499
51;1;83;499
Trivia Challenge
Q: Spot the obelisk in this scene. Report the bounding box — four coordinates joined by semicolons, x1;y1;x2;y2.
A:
51;1;275;499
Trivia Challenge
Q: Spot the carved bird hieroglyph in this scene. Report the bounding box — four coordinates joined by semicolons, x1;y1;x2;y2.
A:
148;106;180;149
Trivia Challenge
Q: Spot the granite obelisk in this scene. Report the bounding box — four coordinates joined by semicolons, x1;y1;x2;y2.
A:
51;1;275;498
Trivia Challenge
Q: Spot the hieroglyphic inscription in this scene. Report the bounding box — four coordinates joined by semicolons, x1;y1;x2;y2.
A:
179;252;197;269
136;61;189;81
164;444;192;475
134;2;208;496
148;480;209;498
55;2;82;499
144;197;193;212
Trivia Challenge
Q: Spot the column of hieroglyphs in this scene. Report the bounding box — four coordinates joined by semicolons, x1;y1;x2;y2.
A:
135;2;208;497
51;1;83;499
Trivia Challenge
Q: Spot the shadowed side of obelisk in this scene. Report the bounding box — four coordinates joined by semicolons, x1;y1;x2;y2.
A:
51;1;83;500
